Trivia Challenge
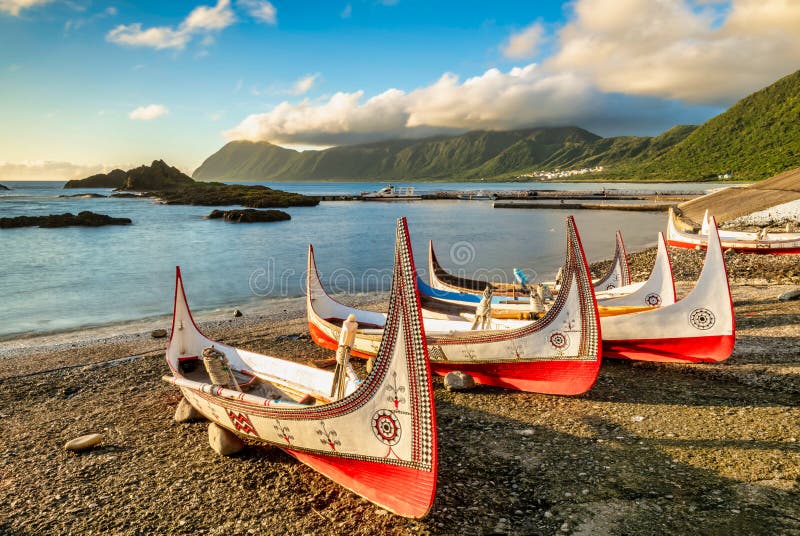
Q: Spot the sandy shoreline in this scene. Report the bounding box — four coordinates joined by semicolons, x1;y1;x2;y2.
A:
1;248;799;534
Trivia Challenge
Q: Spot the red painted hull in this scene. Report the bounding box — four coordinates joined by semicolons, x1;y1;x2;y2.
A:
311;322;599;395
603;334;734;363
285;448;436;518
428;359;599;396
668;238;800;255
309;321;376;359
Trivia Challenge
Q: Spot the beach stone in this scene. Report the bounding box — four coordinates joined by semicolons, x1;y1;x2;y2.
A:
233;309;243;318
778;289;800;301
444;371;476;391
174;398;204;423
64;433;104;452
151;328;168;338
208;423;244;456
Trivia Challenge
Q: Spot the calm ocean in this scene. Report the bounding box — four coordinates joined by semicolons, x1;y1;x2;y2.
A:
0;180;721;339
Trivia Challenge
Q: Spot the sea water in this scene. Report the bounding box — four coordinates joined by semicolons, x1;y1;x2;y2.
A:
0;180;722;339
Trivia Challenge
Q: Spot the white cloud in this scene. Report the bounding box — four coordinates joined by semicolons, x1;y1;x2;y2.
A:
184;0;235;30
0;161;128;181
0;0;51;16
502;22;545;59
225;0;800;147
291;73;320;95
225;64;608;145
107;22;192;49
341;3;351;18
129;104;169;120
549;0;800;104
237;0;276;24
107;0;235;50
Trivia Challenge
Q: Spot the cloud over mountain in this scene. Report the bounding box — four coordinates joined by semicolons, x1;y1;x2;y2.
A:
226;0;800;146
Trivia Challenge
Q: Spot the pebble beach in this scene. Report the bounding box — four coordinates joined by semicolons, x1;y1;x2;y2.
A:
1;249;798;535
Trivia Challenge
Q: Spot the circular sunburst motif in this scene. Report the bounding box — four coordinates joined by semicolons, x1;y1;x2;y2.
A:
372;410;402;445
689;308;716;330
645;293;662;306
549;331;570;351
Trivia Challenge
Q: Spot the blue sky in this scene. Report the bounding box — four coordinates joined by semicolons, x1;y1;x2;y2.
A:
1;0;799;179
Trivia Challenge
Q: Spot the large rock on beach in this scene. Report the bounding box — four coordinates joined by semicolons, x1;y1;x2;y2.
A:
0;211;132;229
150;328;168;338
444;371;476;391
779;289;800;301
64;433;104;452
207;209;291;223
174;399;205;423
208;423;244;456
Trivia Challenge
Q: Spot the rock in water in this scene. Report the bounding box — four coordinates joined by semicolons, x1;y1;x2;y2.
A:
232;309;243;318
0;183;9;190
207;209;291;223
64;433;104;452
444;371;476;391
0;211;132;229
151;328;168;338
778;289;800;301
174;398;204;423
208;423;244;456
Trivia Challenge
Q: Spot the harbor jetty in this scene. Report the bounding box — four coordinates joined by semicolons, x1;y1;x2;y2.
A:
493;201;676;211
317;189;700;208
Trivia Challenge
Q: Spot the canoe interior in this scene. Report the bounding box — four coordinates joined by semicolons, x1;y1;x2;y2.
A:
178;356;317;404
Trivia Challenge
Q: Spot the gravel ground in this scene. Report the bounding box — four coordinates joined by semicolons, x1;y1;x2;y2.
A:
1;249;799;535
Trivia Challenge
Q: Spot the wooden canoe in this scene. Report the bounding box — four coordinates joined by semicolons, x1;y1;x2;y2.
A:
162;220;438;518
427;229;631;297
668;208;800;254
307;216;602;395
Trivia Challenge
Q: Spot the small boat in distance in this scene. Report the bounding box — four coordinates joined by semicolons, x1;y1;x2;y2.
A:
361;184;422;201
457;190;496;200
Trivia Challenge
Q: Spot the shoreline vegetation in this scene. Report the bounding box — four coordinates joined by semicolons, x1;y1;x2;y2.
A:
1;247;798;534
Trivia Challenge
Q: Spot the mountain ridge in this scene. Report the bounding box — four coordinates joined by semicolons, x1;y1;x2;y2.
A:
194;69;800;182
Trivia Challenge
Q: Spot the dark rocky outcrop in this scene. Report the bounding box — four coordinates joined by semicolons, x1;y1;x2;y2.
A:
0;211;132;229
58;193;107;198
64;169;127;189
207;209;291;223
65;160;318;208
65;161;191;190
109;193;143;198
120;160;194;191
161;183;317;208
0;183;9;190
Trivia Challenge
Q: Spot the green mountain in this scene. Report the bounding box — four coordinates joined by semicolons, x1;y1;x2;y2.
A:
194;69;800;182
621;69;800;181
195;126;693;181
